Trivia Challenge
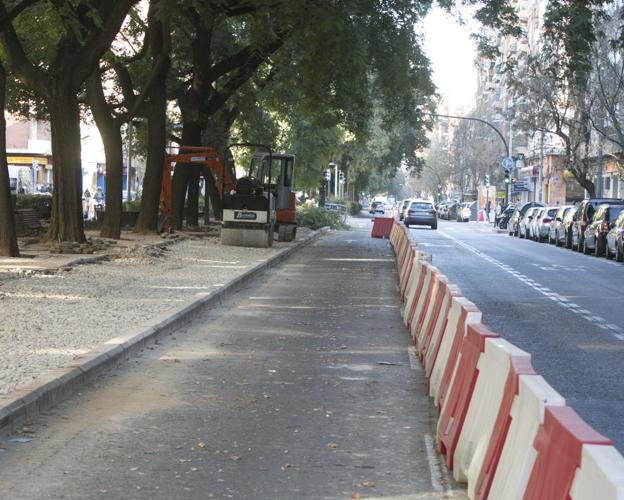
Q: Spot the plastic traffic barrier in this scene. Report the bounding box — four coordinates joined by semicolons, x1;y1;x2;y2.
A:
437;323;498;467
486;373;566;500
523;406;612;500
570;444;624;499
412;267;442;350
430;298;482;408
417;274;448;360
401;255;424;323
404;261;430;330
399;245;416;301
408;264;439;344
424;283;462;378
389;220;400;247
371;216;394;238
453;339;533;493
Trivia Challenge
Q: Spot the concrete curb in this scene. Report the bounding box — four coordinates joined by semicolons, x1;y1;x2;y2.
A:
0;227;330;436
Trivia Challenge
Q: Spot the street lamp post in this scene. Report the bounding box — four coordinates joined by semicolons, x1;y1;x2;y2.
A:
418;110;512;205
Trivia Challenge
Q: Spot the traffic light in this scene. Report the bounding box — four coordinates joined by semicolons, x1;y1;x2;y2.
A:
484;175;490;187
504;172;510;184
338;171;345;183
415;107;422;123
511;177;516;184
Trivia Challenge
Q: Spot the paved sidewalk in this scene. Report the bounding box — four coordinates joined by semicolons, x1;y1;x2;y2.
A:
0;217;463;499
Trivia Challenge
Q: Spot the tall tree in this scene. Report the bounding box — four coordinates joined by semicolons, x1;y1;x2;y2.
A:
0;0;136;243
87;2;170;239
0;62;18;256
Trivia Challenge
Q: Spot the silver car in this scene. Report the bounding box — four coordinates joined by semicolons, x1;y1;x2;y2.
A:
548;205;574;244
533;206;559;242
404;200;437;229
519;207;541;239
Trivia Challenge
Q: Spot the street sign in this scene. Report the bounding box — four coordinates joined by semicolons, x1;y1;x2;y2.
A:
501;157;513;170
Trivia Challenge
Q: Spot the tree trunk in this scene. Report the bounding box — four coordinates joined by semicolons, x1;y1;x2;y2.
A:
99;126;124;238
171;119;201;229
135;15;170;233
86;70;124;239
47;86;86;243
0;63;19;257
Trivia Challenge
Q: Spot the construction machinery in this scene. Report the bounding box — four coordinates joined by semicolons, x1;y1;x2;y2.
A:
221;144;296;248
159;144;296;247
159;146;235;232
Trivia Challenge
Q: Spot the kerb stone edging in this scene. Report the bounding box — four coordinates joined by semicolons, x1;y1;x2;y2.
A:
0;227;330;436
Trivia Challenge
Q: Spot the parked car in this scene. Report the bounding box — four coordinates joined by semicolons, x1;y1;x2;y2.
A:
533;206;558;242
583;204;624;255
446;202;460;221
399;199;411;221
509;201;544;236
528;208;545;240
404;200;437;229
606;210;624;261
519;207;541;239
548;205;574;245
571;198;624;251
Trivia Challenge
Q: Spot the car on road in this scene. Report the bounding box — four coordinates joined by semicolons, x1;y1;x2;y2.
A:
549;205;574;245
533;206;559;242
509;201;544;236
519;207;541;239
572;198;624;251
404;200;437;229
583;204;624;256
457;201;476;222
369;201;385;214
606;211;624;261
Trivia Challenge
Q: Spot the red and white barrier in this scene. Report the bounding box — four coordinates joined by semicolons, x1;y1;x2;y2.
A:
437;323;497;466
430;297;482;408
571;444;624;499
452;338;532;492
523;406;612;499
486;374;566;500
399;245;416;300
417;274;448;360
402;258;426;326
389;224;624;499
424;283;462;378
410;265;440;346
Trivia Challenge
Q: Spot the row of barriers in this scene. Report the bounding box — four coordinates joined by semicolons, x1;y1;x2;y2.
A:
388;220;624;499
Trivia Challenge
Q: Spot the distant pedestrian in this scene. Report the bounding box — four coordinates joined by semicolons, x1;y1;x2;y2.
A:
494;202;502;228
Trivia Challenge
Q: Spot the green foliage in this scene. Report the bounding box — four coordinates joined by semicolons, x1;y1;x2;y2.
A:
346;201;362;216
14;194;52;219
295;205;349;230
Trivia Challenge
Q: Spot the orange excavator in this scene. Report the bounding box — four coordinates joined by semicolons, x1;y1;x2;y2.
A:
159;145;297;247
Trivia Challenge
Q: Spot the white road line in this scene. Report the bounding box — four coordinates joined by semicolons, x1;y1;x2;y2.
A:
437;229;623;342
423;433;445;494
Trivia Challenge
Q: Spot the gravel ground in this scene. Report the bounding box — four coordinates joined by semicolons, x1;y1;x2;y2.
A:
0;228;312;395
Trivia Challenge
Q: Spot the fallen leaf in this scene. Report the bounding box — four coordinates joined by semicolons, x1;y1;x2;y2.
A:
351;493;361;499
361;481;375;488
197;442;207;449
327;443;338;448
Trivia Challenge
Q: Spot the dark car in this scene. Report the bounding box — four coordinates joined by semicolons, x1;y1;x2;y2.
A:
583;204;624;256
497;204;515;230
446;202;460;221
404;200;437;229
606;211;624;261
571;198;624;251
509;201;544;236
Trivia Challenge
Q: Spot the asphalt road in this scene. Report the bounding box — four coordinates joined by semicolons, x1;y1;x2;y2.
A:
0;221;464;500
404;216;624;452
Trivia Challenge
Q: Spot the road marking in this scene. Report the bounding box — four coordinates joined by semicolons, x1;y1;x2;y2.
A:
424;434;445;494
437;230;624;341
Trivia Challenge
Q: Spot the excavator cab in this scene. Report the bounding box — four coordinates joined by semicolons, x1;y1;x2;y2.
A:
250;152;297;242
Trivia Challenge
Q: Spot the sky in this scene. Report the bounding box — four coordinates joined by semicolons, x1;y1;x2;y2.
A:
422;6;479;113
